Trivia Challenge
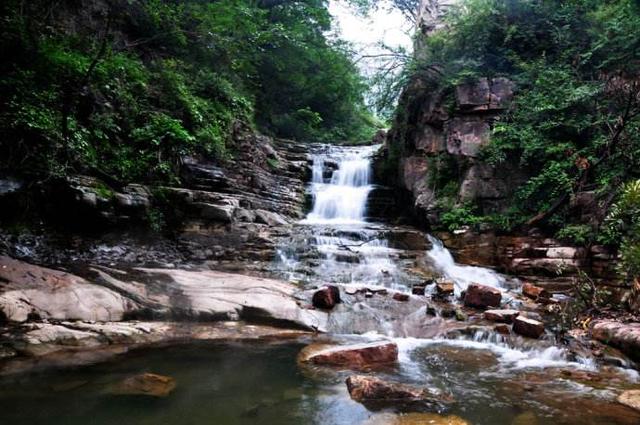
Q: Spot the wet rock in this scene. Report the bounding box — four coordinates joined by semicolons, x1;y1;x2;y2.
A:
591;321;640;361
412;285;426;296
298;341;398;368
455;309;467;322
426;306;437;316
436;281;455;296
513;316;545;339
346;375;452;411
463;284;501;309
522;282;551;301
495;324;510;335
511;411;539;425
440;307;456;318
111;373;176;397
363;412;469;425
312;285;341;310
393;293;410;302
618;390;640;412
484;309;520;323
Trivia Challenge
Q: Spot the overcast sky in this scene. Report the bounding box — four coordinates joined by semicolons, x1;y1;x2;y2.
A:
328;0;413;75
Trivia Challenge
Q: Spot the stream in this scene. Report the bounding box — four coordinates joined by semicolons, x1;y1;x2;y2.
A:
0;144;639;424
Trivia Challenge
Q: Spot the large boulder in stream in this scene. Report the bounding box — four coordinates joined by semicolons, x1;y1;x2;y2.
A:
513;316;545;339
298;341;398;368
312;285;341;310
346;375;453;411
463;284;501;309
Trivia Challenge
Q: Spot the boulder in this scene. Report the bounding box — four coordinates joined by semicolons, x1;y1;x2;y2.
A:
463;284;501;309
298;341;398;368
513;316;545;339
393;293;410;302
618;390;640;412
346;375;452;411
312;285;341;310
111;373;176;397
591;321;640;361
522;282;551;301
436;281;455;295
412;285;426;296
494;324;510;335
484;309;520;323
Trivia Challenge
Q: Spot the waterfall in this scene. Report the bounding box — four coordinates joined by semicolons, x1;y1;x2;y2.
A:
426;235;506;295
302;145;377;224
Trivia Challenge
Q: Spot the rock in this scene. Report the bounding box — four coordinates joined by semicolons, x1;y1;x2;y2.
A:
522;282;551;301
463;284;501;309
495;324;510;335
455;309;467;321
426;306;437;316
436;281;455;295
440;307;456;318
312;285;341;310
346;375;451;411
111;373;176;397
0;256;136;323
298;341;398;368
484;309;520;323
591;321;640;361
364;412;469;425
412;285;426;296
393;293;410;302
198;202;235;222
254;209;288;226
513;316;545;339
618;390;640;412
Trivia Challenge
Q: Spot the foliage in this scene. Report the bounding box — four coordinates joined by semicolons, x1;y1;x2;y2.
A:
403;0;640;240
440;203;484;232
0;0;376;183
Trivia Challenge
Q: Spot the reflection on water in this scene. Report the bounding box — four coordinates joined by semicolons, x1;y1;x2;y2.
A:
0;341;638;425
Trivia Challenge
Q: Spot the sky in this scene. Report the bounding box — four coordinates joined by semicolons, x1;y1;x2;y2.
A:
328;0;413;75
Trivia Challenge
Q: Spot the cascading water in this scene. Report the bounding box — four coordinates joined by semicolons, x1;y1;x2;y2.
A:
426;235;508;295
302;145;377;224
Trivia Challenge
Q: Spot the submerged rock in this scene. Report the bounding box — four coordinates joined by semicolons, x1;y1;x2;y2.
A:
484;309;520;323
463;284;501;309
513;316;545;339
346;375;452;411
298;341;398;369
312;285;341;310
111;373;176;397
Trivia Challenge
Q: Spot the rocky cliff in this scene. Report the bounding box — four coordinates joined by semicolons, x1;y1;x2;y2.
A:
0;124;310;271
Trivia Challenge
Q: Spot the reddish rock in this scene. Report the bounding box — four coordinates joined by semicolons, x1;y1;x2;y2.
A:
298;341;398;369
393;293;410;302
484;309;519;323
436;281;455;295
312;285;341;310
522;282;551;301
513;316;545;339
463;284;501;309
346;375;452;410
495;324;510;335
618;390;640;412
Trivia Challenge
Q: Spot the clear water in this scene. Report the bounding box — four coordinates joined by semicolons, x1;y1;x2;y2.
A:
0;341;638;425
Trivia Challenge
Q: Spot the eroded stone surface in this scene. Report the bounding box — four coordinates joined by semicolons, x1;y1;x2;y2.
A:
298;341;398;368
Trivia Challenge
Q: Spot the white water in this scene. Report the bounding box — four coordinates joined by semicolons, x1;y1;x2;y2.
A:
426;235;507;295
302;145;377;225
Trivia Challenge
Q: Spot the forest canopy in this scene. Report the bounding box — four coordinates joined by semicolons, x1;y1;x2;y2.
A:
0;0;378;183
